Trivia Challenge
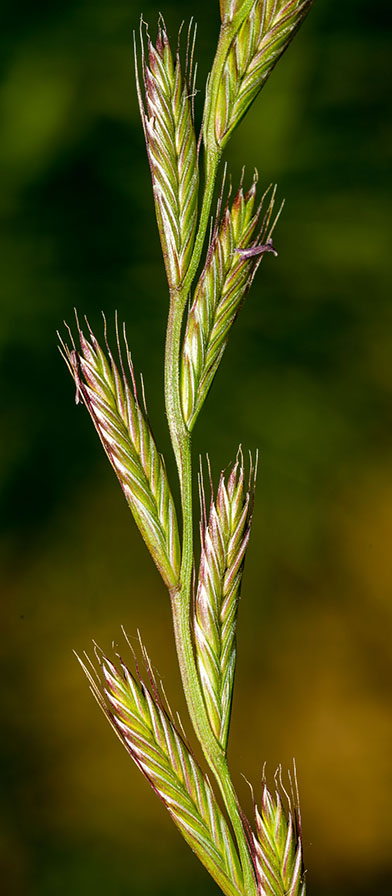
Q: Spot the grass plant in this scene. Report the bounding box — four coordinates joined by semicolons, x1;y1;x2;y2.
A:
60;2;314;893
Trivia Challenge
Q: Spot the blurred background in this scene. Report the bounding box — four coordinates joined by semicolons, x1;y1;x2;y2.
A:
1;0;391;893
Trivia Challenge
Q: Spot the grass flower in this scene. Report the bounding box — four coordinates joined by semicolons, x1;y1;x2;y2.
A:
136;18;198;289
78;645;243;896
194;453;256;750
253;775;306;896
62;1;313;892
181;174;278;430
60;317;180;591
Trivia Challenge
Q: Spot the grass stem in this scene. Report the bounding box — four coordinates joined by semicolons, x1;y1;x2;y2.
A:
164;288;258;896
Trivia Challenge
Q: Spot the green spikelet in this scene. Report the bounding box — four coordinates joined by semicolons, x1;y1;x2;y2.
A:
253;776;306;896
136;18;199;288
60;319;181;591
195;453;256;751
78;647;244;896
180;174;277;431
209;0;314;150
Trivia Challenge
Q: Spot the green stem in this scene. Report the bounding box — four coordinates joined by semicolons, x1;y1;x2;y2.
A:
164;290;258;896
181;149;220;295
163;14;264;891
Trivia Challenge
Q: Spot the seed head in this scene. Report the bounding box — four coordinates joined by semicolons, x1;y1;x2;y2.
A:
253;770;306;896
78;643;244;896
195;452;256;750
207;0;314;151
135;18;199;288
59;317;181;591
181;173;279;431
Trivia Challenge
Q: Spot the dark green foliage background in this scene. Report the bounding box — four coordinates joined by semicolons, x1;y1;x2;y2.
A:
1;1;391;893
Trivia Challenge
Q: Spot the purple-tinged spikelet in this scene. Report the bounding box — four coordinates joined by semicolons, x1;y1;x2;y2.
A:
77;643;244;896
181;173;279;430
194;452;256;750
135;18;198;288
252;770;306;896
59;318;181;591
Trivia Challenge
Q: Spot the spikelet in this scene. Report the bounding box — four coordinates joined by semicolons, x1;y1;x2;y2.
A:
135;18;199;289
211;0;314;149
181;173;277;431
253;772;306;896
59;319;181;592
194;453;256;751
78;645;243;896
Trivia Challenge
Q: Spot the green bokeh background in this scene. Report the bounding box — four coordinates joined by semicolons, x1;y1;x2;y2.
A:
2;1;391;893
